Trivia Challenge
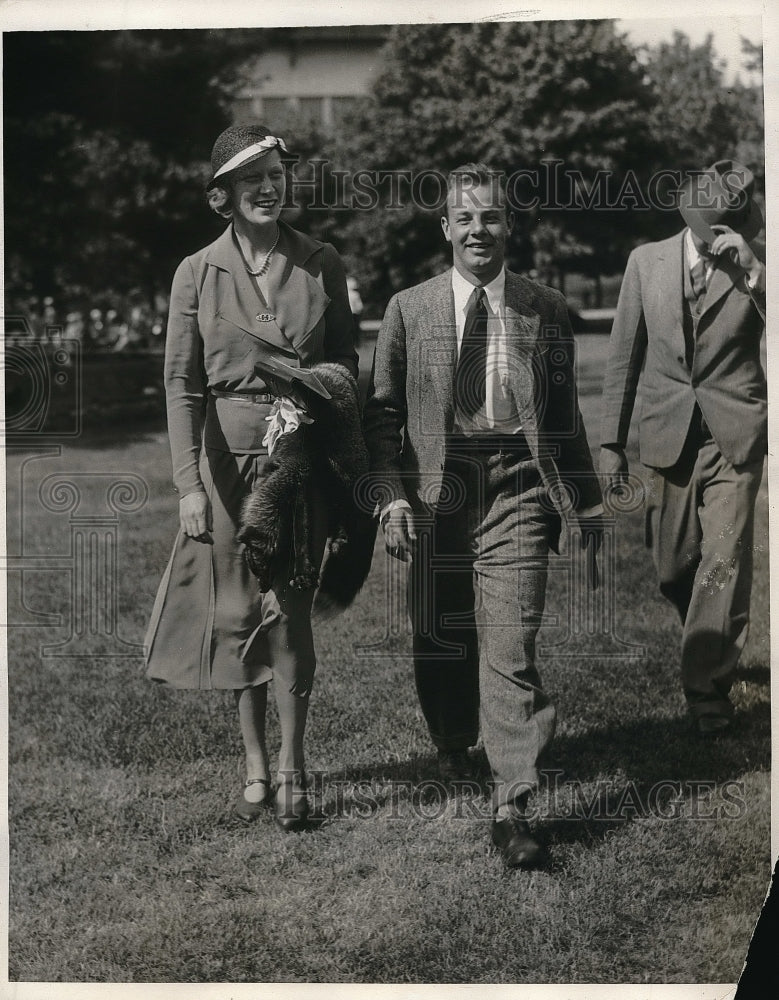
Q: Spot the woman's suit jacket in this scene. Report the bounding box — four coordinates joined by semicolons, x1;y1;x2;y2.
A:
164;221;358;496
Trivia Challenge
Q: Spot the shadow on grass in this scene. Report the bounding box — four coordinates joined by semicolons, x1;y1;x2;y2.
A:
550;698;771;786
309;687;770;846
537;697;770;851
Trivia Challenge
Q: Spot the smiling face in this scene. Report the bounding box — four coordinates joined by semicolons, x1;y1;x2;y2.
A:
442;178;513;284
229;148;286;229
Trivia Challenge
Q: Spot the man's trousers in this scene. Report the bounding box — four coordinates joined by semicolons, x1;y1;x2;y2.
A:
645;428;763;722
408;439;559;807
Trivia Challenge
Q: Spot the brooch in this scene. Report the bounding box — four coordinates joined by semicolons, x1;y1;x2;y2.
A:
255;312;275;323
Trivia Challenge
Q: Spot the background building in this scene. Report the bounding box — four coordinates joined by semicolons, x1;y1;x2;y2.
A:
233;26;389;129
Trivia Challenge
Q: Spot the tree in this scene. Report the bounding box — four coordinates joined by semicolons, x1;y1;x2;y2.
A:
4;29;268;308
641;31;763;174
730;38;765;185
5;25;763;317
637;31;764;244
739;37;763;76
295;22;763;312
325;21;666;310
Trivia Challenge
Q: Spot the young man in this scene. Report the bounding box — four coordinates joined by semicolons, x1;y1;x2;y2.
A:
364;164;601;868
600;159;766;737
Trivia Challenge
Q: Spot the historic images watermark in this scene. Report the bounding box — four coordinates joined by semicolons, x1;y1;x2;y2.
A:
283;162;753;214
3;316;149;658
300;770;748;822
3;321;82;440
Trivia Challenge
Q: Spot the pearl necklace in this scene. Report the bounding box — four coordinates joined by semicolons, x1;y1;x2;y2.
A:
245;230;280;277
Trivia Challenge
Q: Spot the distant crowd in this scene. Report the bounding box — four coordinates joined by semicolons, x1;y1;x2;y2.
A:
5;293;170;352
4;279;372;352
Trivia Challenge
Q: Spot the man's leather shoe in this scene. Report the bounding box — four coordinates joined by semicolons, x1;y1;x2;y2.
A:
491;816;547;869
437;749;474;782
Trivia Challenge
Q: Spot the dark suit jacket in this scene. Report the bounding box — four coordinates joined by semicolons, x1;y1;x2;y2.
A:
363;268;601;516
601;230;766;470
164;222;358;496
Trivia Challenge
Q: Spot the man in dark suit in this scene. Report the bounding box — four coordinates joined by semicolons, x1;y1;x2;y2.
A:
600;159;766;738
363;163;602;868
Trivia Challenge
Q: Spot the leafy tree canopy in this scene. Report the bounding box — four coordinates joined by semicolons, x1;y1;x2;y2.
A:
3;24;763;314
4;29;267;304
327;22;763;307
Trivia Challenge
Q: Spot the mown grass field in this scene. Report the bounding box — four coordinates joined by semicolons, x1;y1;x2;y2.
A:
5;336;771;984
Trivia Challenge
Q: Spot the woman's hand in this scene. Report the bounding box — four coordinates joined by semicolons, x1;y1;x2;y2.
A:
179;491;213;543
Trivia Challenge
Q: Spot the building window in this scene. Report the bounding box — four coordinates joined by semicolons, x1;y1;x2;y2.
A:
233;96;257;121
331;96;359;125
297;97;325;124
261;97;291;124
247;95;363;129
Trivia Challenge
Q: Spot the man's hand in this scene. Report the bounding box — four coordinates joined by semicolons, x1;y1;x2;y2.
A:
179;490;213;543
710;225;763;283
382;506;417;563
600;444;629;500
579;514;604;590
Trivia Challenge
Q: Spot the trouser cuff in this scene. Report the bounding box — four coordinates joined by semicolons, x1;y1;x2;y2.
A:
686;697;734;720
430;733;478;752
492;777;537;812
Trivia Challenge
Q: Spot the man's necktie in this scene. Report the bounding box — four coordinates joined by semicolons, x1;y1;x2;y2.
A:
454;286;488;416
690;258;708;298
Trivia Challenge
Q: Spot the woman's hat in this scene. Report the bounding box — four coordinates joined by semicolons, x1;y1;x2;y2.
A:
677;159;763;244
207;123;292;190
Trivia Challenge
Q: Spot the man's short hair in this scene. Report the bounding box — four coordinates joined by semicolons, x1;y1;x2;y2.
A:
446;162;508;211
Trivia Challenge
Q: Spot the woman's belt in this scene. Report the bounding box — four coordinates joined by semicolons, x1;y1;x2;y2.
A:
204;390;274;453
210;389;275;405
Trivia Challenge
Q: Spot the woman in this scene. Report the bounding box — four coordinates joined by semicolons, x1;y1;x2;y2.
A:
145;123;358;830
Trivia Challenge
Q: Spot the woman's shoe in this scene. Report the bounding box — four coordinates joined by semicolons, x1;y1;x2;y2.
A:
234;778;273;823
274;780;310;832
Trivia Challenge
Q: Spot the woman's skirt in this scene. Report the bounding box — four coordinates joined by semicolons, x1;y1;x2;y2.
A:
144;447;326;692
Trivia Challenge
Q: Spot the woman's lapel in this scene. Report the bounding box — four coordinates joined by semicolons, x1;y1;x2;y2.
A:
205;227;296;355
266;224;331;359
205;223;331;361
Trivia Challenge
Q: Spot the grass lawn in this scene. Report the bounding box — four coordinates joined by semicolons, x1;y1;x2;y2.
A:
5;335;771;984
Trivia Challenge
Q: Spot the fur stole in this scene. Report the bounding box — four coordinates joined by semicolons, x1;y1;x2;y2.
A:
237;362;377;612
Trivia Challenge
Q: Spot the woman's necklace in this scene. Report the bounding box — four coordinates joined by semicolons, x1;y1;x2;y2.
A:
244;229;280;277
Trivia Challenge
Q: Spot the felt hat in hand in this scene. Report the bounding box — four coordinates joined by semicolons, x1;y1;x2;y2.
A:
677;159;763;244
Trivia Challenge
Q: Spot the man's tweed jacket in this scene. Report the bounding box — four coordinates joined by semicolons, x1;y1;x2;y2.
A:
363;267;601;517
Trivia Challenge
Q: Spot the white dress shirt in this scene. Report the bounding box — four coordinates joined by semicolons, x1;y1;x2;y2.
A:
450;266;522;434
684;228;715;288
